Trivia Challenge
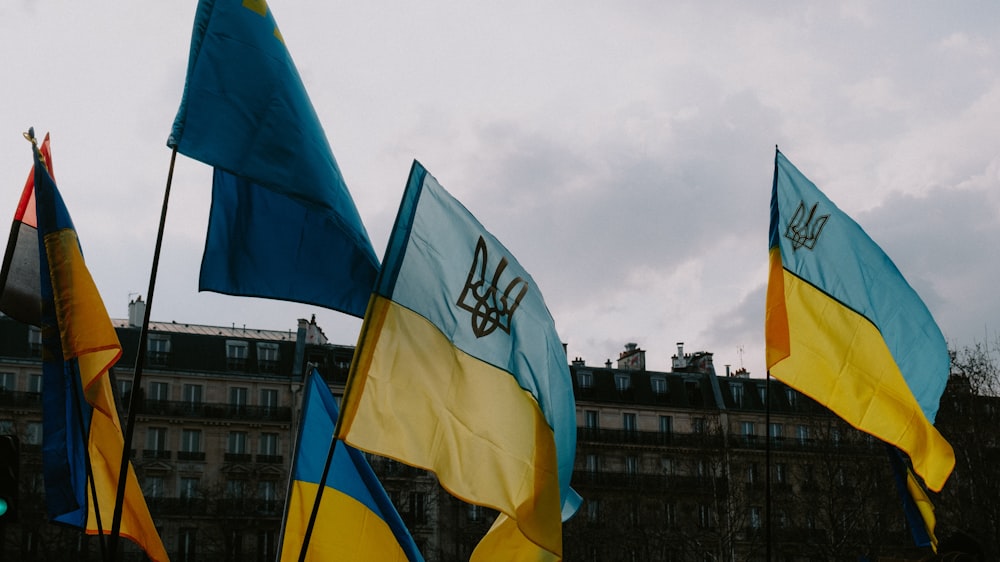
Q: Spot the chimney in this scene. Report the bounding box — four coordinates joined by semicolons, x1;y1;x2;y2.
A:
571;357;585;367
128;296;146;327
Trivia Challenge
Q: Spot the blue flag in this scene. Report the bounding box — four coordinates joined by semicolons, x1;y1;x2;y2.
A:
279;370;423;561
168;0;379;317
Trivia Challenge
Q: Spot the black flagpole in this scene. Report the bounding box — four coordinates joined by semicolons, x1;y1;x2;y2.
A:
69;361;108;562
107;147;177;561
765;371;772;562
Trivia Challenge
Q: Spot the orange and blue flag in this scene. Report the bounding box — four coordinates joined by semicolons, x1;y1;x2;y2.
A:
31;133;168;561
279;370;422;561
765;149;954;491
169;0;379;318
338;161;580;561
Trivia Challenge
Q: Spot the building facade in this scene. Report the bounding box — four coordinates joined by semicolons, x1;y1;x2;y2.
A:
0;307;994;561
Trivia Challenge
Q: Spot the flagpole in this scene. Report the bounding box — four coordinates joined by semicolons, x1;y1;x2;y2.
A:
765;370;772;562
296;433;338;562
70;360;109;562
107;147;177;561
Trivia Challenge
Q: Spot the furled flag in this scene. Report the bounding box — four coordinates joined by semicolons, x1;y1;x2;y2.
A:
765;149;954;491
278;370;423;562
30;133;168;561
337;161;581;561
887;446;938;552
0;133;53;326
168;0;379;318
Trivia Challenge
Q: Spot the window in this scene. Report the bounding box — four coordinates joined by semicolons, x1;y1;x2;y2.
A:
750;506;762;529
692;417;706;434
730;383;744;407
228;432;248;454
587;499;600;523
117;379;132;402
664;502;676;527
741;421;756;443
698;504;715;528
0;373;15;391
651;376;667;395
622;413;637;433
257;343;279;372
146;427;168;457
409;492;427;525
257;530;276;562
149;381;169;401
178;528;197;562
614;374;631;392
0;420;12;435
625;456;639;476
258;432;280;462
746;463;758;485
180;477;199;500
584;410;599;429
786;388;797;408
467;504;483;522
661;457;673;476
147;335;171;366
183;384;203;405
769;423;783;441
180;429;203;461
28;326;42;355
774;463;787;485
576;370;593;389
659;415;673;435
797;425;809;444
585;454;598;473
260;389;278;415
226;340;249;370
28;374;42;394
226;479;246;499
757;386;766;403
230;387;248;416
25;422;42;445
258;480;278;511
145;476;165;499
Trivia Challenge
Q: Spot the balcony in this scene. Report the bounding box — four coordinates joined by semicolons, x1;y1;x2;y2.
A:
0;390;42;408
138;399;291;422
142;449;172;460
572;469;724;492
577;427;724;448
224;453;252;463
255;454;283;464
177;451;206;462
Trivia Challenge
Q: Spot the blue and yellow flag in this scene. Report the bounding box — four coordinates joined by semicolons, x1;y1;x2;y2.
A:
168;0;379;318
338;161;581;561
887;446;938;552
279;370;422;562
766;149;954;491
32;134;168;561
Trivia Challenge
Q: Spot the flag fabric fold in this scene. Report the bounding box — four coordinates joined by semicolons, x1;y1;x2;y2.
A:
887;446;938;551
32;137;168;561
765;149;954;491
0;133;52;326
337;161;580;561
279;370;423;562
168;0;379;318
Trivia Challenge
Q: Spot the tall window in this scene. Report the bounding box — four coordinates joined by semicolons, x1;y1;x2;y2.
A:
257;343;279;372
28;326;42;356
260;389;278;415
149;381;169;401
259;432;279;462
746;463;758;485
117;379;132;402
0;373;15;391
769;423;783;441
698;504;715;528
741;421;756;444
183;384;203;406
786;388;798;408
145;476;165;499
226;340;249;370
587;499;600;523
651;376;667;395
584;410;599;429
585;454;599;473
750;506;762;529
228;432;248;455
180;429;203;461
25;422;42;445
797;425;809;445
576;371;593;389
692;417;706;434
659;415;673;435
230;387;248;416
180;477;199;500
258;480;278;511
146;427;168;457
409;492;427;525
625;455;639;476
257;530;276;562
178;528;197;562
730;383;744;407
226;479;246;499
614;374;631;393
774;463;787;485
622;413;637;433
147;335;171;366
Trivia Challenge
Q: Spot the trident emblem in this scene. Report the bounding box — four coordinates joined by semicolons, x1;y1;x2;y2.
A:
457;236;529;338
784;201;829;251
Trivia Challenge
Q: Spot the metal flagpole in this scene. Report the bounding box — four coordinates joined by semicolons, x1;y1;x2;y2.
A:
296;434;338;562
70;359;108;561
107;147;177;561
765;371;772;561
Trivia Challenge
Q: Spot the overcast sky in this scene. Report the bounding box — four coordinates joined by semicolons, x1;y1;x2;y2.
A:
2;1;998;377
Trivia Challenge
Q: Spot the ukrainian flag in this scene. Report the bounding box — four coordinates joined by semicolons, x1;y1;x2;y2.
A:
766;149;954;491
279;370;421;561
338;161;580;561
32;135;168;561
